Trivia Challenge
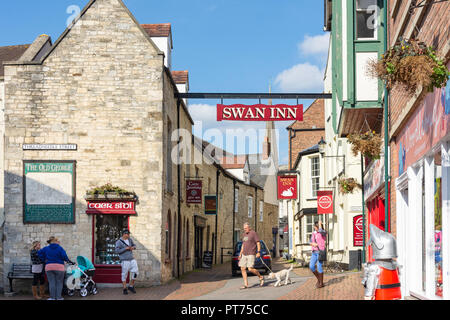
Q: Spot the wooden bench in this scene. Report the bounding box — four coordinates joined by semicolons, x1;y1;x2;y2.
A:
7;264;33;293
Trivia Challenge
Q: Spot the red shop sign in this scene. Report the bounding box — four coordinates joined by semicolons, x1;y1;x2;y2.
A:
217;104;303;122
277;175;297;200
353;215;363;247
186;180;202;204
317;191;333;214
86;201;136;215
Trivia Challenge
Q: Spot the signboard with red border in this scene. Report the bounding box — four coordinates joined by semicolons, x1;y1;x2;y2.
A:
277;175;297;200
317;191;333;214
186;180;202;204
86;201;136;215
217;104;303;122
353;215;363;247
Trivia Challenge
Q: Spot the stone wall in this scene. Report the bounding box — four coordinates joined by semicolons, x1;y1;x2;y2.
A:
0;81;4;291
2;0;167;290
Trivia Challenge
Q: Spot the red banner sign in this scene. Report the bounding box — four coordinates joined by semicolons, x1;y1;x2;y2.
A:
353;215;363;247
86;201;136;215
217;104;303;122
186;180;202;204
317;191;333;214
277;175;297;200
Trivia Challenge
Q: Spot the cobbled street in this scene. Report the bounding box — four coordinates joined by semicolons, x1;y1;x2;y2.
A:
1;259;364;301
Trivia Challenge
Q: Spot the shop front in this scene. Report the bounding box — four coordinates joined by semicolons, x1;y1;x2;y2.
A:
364;157;390;262
394;80;450;300
86;198;137;284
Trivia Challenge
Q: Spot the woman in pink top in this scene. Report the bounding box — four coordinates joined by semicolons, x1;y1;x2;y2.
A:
310;220;327;288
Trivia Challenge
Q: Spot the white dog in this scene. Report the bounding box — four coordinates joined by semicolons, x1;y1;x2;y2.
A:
268;264;294;287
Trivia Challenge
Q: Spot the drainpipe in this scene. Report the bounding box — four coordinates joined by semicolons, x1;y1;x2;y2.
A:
177;98;181;278
254;186;258;233
215;169;220;265
361;154;366;263
383;0;390;233
233;180;236;251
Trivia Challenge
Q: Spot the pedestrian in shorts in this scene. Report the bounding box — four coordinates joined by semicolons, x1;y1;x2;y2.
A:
115;230;139;295
239;223;265;289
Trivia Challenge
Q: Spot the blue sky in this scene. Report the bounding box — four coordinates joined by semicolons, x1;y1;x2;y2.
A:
0;0;329;166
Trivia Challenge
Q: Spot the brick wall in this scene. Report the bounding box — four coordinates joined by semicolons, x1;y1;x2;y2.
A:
387;0;450;235
288;99;325;169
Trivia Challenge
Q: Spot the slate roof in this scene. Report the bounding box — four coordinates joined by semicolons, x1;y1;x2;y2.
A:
0;44;30;77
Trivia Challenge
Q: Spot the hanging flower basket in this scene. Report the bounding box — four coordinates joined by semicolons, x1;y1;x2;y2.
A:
368;38;450;93
85;183;137;200
347;131;382;160
338;177;362;195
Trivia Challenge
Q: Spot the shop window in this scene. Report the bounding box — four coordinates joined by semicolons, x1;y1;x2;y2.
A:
434;151;443;298
311;156;320;198
94;215;128;265
421;167;426;292
356;0;378;40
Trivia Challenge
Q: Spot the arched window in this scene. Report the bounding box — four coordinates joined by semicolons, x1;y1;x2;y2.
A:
186;219;190;258
166;211;171;258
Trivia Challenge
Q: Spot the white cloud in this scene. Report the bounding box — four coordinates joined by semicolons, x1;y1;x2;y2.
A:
298;33;330;56
274;63;324;92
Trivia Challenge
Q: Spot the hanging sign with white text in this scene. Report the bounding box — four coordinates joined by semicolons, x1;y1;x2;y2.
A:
217;104;303;121
277;175;298;200
317;191;333;214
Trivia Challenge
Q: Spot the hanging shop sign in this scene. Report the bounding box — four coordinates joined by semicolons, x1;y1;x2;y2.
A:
353;215;363;247
396;68;450;176
186;180;202;204
23;161;76;224
86;200;136;215
217;104;303;122
277;175;298;200
317;191;333;214
204;195;217;215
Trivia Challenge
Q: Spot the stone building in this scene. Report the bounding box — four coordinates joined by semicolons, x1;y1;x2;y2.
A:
0;0;278;292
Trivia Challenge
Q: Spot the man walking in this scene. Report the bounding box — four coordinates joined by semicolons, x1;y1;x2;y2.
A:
239;223;265;289
115;230;139;295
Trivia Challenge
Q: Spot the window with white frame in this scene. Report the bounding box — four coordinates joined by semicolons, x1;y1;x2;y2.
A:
248;196;253;218
356;0;378;40
311;156;320;198
305;215;325;244
259;200;264;222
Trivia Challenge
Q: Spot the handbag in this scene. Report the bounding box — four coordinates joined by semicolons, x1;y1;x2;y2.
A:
318;249;327;262
314;232;327;262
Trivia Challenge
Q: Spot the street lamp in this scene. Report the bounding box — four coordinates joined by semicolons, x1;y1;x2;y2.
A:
317;138;345;174
318;136;326;155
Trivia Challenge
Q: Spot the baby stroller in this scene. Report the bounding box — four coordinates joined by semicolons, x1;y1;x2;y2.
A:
65;256;98;297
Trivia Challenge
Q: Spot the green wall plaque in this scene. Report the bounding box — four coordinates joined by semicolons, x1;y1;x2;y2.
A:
23;161;76;224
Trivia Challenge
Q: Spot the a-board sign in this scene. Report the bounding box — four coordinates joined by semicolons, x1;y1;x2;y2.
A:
202;251;213;268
